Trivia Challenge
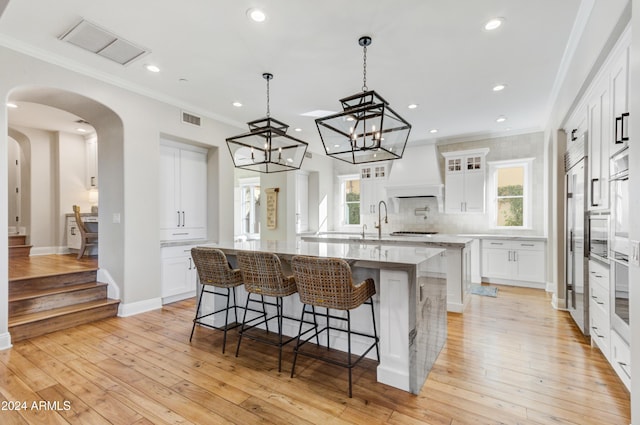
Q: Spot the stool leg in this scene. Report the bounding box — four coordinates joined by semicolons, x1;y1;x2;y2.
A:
261;295;270;334
231;286;238;324
277;297;283;372
326;308;330;350
311;305;320;346
235;293;252;357
222;288;232;354
190;283;206;342
290;304;308;378
347;309;353;398
369;298;380;362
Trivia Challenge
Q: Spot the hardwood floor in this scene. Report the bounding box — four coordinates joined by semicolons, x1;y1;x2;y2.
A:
0;284;630;424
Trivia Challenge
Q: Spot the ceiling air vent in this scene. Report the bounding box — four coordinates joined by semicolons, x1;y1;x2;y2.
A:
59;19;150;66
181;111;202;127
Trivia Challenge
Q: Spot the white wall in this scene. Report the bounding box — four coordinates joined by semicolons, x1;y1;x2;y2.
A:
0;45;242;346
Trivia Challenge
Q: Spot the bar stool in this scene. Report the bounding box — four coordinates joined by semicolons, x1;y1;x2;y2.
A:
235;251;317;372
290;255;379;398
190;247;243;353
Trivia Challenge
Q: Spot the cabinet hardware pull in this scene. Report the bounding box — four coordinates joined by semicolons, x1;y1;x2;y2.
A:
590;178;599;207
621;112;629;141
521;243;535;247
508;251;512;262
182;211;185;227
571;129;577;141
91;176;96;187
177;211;181;227
615;116;623;144
188;257;193;270
172;232;189;236
490;242;503;245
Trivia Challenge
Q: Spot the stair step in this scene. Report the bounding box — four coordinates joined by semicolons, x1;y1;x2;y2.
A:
9;299;120;342
9;245;32;258
10;270;98;296
9;282;108;317
9;235;27;246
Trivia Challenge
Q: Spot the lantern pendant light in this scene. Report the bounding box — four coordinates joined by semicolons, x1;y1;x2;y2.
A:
226;73;308;173
316;36;411;164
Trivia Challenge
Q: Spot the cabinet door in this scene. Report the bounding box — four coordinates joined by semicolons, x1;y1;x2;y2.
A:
445;172;465;213
587;78;610;210
482;241;511;279
513;248;545;283
161;253;196;298
611;45;629;151
159;146;181;232
179;149;207;237
66;217;81;249
464;171;485;212
85;138;98;189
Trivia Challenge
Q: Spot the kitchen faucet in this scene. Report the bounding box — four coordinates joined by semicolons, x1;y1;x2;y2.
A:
374;200;388;240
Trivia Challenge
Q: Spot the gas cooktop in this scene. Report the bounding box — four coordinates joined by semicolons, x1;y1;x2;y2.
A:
389;231;439;236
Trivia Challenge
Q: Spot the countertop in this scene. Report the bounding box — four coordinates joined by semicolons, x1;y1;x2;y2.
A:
195;239;445;267
458;234;547;241
302;233;474;249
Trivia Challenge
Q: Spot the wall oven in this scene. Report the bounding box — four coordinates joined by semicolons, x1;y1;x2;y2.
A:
610;147;629;342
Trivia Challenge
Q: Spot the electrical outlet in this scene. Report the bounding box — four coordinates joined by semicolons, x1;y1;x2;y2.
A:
631;240;640;267
112;213;121;224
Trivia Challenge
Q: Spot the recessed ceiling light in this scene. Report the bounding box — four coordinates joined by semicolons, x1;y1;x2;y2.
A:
430;129;438;134
492;84;507;92
334;144;340;148
232;101;243;108
145;64;160;73
6;102;17;109
408;104;418;109
294;128;302;132
247;8;267;23
77;128;87;133
496;116;507;123
484;17;505;31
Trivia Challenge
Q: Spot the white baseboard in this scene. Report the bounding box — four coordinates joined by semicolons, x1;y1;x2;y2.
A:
552;293;567;310
162;291;196;305
545;280;555;293
29;246;60;256
0;332;12;350
118;298;162;317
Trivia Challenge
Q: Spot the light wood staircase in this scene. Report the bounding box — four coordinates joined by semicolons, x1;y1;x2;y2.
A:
9;267;120;341
9;234;32;258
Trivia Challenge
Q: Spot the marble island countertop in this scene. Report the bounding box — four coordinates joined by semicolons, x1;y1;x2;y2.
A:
197;239;446;267
302;232;473;248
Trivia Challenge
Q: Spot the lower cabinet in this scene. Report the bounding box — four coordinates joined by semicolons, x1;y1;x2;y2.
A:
611;330;631;390
66;214;98;251
161;245;198;304
481;239;546;286
588;259;610;357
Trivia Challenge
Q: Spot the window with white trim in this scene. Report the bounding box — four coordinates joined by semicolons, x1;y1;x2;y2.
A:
339;174;360;226
488;158;533;228
239;178;261;237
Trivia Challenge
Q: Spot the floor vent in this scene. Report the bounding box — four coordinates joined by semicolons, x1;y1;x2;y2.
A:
59;19;149;66
182;111;202;127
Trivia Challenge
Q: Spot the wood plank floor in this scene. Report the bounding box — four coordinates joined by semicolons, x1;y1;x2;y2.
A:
9;254;98;281
0;284;630;424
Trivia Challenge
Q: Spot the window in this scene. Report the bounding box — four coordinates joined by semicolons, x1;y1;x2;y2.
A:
240;179;261;236
488;159;533;228
339;175;360;226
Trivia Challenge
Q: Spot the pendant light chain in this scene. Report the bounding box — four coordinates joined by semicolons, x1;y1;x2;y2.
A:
266;75;271;118
362;43;368;92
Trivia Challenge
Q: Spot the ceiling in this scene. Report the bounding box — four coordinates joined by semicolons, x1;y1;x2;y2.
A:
0;0;584;152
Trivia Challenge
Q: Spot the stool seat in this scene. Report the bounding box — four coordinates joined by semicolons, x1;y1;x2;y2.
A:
290;255;379;398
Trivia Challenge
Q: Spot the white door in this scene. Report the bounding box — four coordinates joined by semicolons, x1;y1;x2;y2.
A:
179;149;207;234
159;145;180;231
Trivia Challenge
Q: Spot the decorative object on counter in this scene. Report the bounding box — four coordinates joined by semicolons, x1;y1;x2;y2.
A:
374;200;388;240
470;284;498;297
290;255;379;398
226;73;308;173
72;205;98;259
189;247;244;353
265;188;279;229
316;35;411;164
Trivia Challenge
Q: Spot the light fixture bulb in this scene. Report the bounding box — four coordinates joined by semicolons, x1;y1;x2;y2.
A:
430;129;438;134
232;101;243;107
496;116;507;123
485;17;505;31
247;8;266;22
408;104;418;109
145;64;160;73
493;84;507;92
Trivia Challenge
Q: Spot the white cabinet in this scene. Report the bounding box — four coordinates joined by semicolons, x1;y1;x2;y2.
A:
588;259;610;357
295;172;309;232
610;42;629;154
360;163;388;214
481;239;546;286
85;137;98;189
159;142;207;241
586;76;610;210
611;330;631;390
161;245;198;303
442;149;489;213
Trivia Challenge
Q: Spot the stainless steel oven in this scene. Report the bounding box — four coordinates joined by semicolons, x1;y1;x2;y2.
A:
611;252;629;342
610;148;629;256
588;212;609;262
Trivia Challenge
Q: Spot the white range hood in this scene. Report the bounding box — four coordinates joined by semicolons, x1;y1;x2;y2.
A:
385;144;444;210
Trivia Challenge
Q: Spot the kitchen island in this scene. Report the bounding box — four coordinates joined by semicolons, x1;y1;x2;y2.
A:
302;233;474;313
197;239;447;394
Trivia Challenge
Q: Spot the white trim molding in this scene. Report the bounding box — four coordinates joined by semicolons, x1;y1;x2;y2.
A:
118;298;162;317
